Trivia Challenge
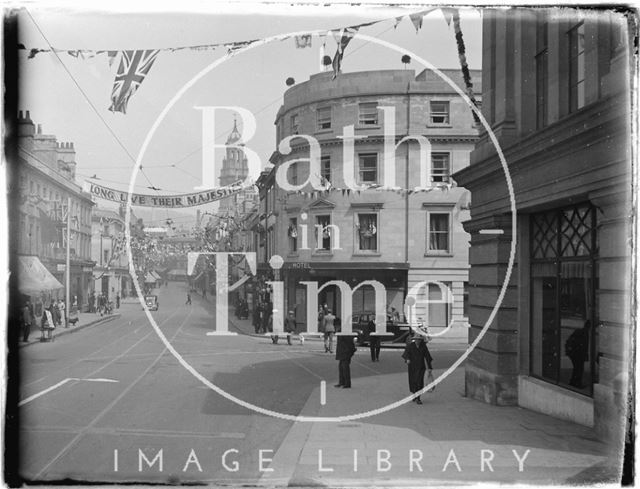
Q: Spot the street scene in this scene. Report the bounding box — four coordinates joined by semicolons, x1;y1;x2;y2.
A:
6;3;635;487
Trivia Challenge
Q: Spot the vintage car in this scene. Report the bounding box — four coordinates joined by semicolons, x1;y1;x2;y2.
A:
351;312;412;346
144;295;159;311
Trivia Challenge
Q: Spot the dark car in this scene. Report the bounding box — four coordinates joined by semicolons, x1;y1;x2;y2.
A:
144;295;159;311
351;312;410;346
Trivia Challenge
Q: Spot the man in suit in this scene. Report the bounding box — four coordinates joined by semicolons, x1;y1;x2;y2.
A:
402;332;434;404
335;335;357;389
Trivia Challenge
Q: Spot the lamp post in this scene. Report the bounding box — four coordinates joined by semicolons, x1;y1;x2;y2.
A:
65;197;71;327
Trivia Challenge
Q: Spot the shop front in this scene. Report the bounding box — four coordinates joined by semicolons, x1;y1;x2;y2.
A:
281;262;408;332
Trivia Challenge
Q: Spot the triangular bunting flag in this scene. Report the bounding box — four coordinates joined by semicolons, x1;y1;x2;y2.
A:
394;16;403;29
409;12;424;33
441;8;454;27
109;50;160;114
107;50;119;67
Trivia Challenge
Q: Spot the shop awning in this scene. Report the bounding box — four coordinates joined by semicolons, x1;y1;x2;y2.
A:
151;271;162;280
17;255;64;295
144;273;156;283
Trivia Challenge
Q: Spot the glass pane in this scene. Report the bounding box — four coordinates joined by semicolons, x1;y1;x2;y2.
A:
531;267;559;382
560;205;593;257
531;211;558;259
559;260;593;394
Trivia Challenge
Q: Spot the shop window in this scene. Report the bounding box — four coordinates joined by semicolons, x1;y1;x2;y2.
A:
426;212;451;254
356;213;378;252
431;153;451;183
568;22;586;112
316;107;331;130
430;101;450;124
530;204;598;396
315;214;332;251
358;153;378;184
358;102;378;126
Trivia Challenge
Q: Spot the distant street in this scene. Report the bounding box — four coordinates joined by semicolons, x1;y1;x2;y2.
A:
17;282;612;485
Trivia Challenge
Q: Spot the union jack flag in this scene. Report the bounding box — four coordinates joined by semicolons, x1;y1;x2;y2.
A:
109;50;160;114
331;27;359;80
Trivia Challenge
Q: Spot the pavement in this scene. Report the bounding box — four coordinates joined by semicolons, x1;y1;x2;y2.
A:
19;309;121;347
14;282;624;486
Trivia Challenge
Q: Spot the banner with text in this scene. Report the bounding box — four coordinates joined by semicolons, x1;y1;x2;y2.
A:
83;180;248;208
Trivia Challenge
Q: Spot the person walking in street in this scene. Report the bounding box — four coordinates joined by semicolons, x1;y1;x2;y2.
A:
116;293;120;309
367;319;381;362
89;292;95;313
284;310;297;346
335;335;357;388
402;331;434;404
41;303;56;342
253;303;261;334
22;301;32;342
323;308;336;353
262;301;272;335
186;292;192;305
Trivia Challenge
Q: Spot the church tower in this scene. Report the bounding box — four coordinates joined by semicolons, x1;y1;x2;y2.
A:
218;119;257;217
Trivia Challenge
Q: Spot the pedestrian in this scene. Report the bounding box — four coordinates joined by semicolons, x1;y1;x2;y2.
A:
269;313;278;344
402;330;434;405
116;293;120;309
262;301;271;335
253;303;261;334
317;305;325;334
367;319;380;362
334;335;356;389
52;300;61;327
58;299;66;328
202;288;207;299
284;310;297;346
41;303;55;341
186;292;192;305
89;292;95;313
22;301;32;342
323;308;336;353
565;320;590;388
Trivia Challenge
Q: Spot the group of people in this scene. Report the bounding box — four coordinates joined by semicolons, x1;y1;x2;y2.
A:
89;292;117;315
21;298;70;342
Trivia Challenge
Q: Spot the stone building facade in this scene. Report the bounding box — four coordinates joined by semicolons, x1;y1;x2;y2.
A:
14;111;95;314
258;69;480;331
454;8;632;444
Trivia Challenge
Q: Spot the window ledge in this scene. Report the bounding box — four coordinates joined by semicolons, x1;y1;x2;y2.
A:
426;124;453;128
353;252;382;257
356;125;381;130
424;252;454;258
315;128;333;135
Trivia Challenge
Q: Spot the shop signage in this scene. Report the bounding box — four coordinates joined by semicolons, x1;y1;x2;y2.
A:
284;262;311;269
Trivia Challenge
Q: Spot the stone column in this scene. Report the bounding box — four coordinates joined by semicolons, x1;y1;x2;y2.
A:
463;215;519;406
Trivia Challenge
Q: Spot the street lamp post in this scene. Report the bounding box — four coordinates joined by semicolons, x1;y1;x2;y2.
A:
65;196;71;327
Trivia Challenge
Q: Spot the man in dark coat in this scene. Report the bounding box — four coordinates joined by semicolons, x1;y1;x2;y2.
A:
402;333;433;404
22;301;32;342
335;335;357;388
367;319;381;362
566;320;591;388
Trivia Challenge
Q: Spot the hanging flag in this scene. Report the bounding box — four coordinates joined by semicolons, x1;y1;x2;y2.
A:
451;9;480;124
393;16;403;29
331;27;359;80
294;34;312;48
107;50;119;67
109;50;160;114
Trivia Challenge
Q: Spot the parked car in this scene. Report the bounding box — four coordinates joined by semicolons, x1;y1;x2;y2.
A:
351;312;412;346
144;295;159;311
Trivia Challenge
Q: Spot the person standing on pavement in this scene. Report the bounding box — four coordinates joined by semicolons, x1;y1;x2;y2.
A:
186;292;192;305
284;310;297;346
323;309;336;353
58;299;66;328
335;335;357;388
367;319;381;362
402;331;434;405
116;293;120;309
22;301;32;342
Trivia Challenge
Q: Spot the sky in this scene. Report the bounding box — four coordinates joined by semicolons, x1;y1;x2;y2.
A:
16;2;483;227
